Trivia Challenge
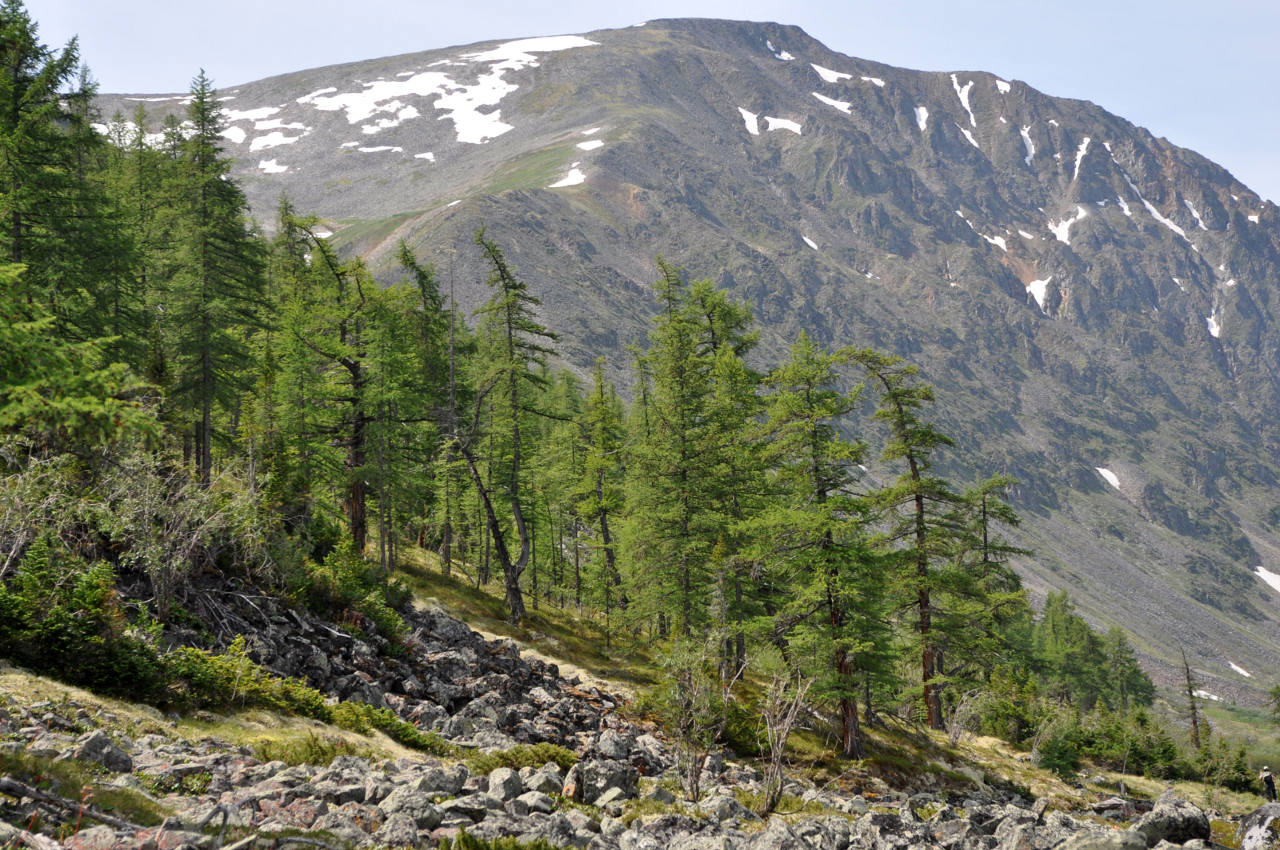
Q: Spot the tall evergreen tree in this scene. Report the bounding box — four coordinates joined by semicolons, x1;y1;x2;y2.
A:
454;230;556;624
162;70;265;485
854;351;961;730
754;332;889;758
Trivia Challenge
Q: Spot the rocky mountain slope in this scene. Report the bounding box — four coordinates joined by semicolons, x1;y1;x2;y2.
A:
95;19;1280;699
0;590;1249;850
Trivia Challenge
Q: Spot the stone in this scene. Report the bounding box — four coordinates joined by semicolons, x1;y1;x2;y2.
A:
379;785;443;829
373;811;420;847
488;766;524;800
441;793;504;822
517;791;556;814
73;730;133;773
597;729;631;760
1238;802;1280;850
1130;790;1210;847
575;758;638;804
1054;832;1149;850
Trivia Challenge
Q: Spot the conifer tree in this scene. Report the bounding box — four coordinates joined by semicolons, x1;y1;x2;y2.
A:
855;351;961;730
754;332;888;757
454;230;557;624
162;70;265;485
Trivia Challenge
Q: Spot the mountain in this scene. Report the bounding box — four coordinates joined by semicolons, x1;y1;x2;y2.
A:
95;18;1280;700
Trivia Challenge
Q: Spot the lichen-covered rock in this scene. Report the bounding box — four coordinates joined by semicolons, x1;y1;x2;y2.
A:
1238;803;1280;850
1130;790;1210;848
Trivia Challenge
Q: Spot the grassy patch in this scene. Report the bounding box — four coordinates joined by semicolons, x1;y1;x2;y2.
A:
0;749;168;829
250;731;376;767
466;743;577;774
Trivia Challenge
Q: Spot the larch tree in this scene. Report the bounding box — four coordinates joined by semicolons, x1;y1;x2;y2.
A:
454;230;556;624
854;350;960;730
162;70;265;486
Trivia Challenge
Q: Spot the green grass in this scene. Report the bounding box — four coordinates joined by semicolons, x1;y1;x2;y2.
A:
0;749;168;830
479;145;579;195
466;743;577;774
396;549;660;691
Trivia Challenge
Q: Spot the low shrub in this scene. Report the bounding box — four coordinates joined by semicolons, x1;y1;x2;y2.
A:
466;743;578;774
0;538;165;700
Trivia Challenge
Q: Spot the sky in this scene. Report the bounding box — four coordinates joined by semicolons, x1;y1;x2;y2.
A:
27;0;1280;202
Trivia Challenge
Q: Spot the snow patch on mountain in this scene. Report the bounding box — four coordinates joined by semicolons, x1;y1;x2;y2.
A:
414;152;435;162
861;76;885;88
258;159;288;173
550;165;586;187
1257;566;1280;594
1207;312;1221;338
577;139;604;150
1193;689;1223;702
221;126;247;145
765;116;802;134
1095;467;1121;489
914;106;929;132
1184;199;1209;230
226;106;280;122
1229;661;1252;678
766;40;793;61
1020;125;1035;166
1072;137;1090;181
1027;277;1051;309
738;108;759;135
803;236;818;250
811;63;851;83
958;125;980;149
1048;205;1088;245
250;132;303;152
812;92;851;113
299;35;597;146
995;79;1011;94
951;74;976;126
358;145;402;153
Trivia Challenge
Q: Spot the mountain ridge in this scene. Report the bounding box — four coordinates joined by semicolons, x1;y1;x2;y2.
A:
94;18;1280;702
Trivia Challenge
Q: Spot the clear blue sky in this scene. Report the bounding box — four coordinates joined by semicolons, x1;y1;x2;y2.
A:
29;0;1280;202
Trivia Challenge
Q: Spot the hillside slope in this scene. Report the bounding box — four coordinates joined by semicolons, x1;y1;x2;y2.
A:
96;19;1280;699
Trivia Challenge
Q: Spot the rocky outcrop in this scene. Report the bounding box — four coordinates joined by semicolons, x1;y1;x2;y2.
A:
0;593;1242;849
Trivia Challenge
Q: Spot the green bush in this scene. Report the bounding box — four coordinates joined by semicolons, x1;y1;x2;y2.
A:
162;635;330;717
330;701;454;756
0;538;165;699
291;537;408;644
1037;728;1081;780
466;743;578;774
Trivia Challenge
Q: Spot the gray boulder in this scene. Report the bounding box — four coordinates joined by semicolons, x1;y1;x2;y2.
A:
379;785;443;829
1130;790;1210;847
1239;803;1280;850
488;766;524;800
73;730;132;773
1055;832;1149;850
373;811;421;847
572;759;638;804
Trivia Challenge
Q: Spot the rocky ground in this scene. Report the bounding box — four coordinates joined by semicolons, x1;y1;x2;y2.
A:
0;591;1269;849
